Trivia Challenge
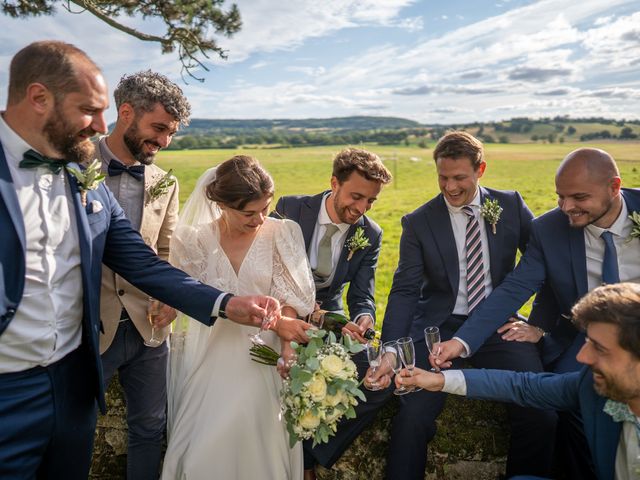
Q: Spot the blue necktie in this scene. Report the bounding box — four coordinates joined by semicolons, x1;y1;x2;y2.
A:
108;159;144;181
601;231;620;284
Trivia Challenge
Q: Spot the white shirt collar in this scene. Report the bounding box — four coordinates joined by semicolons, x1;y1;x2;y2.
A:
0;112;37;167
585;200;629;239
444;188;482;214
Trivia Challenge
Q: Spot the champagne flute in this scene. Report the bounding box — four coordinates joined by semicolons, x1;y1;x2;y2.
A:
248;297;275;345
397;336;422;393
364;340;383;391
144;297;163;347
382;341;406;395
424;326;441;372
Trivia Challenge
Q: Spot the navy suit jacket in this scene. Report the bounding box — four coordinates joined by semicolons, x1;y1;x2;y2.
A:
457;188;640;357
0;143;222;411
381;187;534;343
274;192;381;319
464;367;620;480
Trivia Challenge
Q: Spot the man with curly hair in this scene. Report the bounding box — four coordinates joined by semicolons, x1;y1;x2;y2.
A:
95;70;190;480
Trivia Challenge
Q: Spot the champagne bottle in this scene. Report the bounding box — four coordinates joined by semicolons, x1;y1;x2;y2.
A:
317;310;376;340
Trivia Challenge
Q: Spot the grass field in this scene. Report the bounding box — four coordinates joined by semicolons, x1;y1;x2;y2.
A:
156;142;640;324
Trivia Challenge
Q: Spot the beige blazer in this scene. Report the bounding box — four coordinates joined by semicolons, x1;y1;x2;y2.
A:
96;142;179;353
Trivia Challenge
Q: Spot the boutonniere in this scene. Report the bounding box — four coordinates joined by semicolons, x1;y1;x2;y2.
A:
346;226;370;260
480;198;503;235
147;169;176;204
66;159;105;207
628;211;640;242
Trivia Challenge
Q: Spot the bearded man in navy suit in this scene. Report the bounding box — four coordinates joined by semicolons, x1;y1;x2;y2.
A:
378;131;556;479
0;41;280;480
398;282;640;480
273;147;392;479
435;147;640;479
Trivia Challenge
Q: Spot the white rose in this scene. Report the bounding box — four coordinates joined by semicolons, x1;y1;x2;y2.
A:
324;391;344;407
299;410;321;430
308;375;327;402
324;407;344;425
320;354;344;377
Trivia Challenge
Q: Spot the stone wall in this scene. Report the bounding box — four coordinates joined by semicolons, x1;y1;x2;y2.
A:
91;378;508;479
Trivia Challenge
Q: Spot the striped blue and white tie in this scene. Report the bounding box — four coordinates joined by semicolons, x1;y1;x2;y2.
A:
463;205;486;313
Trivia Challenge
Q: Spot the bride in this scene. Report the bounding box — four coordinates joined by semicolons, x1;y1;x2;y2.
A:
161;155;316;479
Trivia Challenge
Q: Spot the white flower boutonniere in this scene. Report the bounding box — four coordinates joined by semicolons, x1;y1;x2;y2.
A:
66;159;105;207
346;226;371;261
628;211;640;242
480;198;503;235
147;169;176;204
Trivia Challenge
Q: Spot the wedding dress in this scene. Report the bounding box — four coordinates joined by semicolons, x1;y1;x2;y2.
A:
161;168;315;480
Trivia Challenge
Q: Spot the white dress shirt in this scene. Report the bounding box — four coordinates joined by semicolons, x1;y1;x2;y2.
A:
444;190;494;316
584;200;640;290
308;193;351;290
0;113;83;373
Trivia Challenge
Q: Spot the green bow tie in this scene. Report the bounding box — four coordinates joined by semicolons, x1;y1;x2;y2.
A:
19;149;67;175
603;399;638;424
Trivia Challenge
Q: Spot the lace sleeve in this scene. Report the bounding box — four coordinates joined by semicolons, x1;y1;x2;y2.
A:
271;220;316;317
169;224;209;282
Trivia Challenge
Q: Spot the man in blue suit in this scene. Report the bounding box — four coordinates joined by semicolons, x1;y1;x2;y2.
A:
435;147;640;478
0;41;279;480
379;131;556;479
273;147;392;479
398;282;640;480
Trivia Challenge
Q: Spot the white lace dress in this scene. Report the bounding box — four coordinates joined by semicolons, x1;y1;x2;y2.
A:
161;217;316;480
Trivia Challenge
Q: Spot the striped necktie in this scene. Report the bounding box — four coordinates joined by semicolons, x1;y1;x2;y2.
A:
463;205;486;313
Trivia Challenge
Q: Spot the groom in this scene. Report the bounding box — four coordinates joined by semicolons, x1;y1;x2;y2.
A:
273;147;392;477
0;40;277;480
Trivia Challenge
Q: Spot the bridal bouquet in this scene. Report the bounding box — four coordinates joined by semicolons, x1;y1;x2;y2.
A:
250;329;365;447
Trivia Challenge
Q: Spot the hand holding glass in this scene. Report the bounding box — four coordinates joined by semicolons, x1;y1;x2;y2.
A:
248;297;276;345
144;298;163;347
364;340;384;391
424;326;441;372
396;337;422;394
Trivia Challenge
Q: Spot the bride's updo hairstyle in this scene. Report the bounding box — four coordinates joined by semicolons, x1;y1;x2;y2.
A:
206;155;274;210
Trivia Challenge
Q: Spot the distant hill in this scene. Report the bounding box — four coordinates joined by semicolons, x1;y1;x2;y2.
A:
185;116;422;134
163;115;640;150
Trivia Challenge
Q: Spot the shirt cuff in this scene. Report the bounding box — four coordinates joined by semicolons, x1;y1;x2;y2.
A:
453;336;471;358
211;293;229;318
442;370;467;395
353;313;373;324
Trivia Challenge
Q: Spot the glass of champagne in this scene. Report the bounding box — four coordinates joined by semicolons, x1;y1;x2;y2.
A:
248;297;275;345
424;326;441;372
144;298;163;347
382;341;406;395
397;336;422;393
364;339;383;391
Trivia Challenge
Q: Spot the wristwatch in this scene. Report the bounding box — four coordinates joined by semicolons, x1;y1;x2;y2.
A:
218;294;234;319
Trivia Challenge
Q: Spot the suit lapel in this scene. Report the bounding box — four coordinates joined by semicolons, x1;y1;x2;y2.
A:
428;195;459;294
591;398;621;479
329;218;363;292
480;188;503;287
65;164;93;287
569;226;588;297
300;193;324;251
140;165;156;237
0;144;26;254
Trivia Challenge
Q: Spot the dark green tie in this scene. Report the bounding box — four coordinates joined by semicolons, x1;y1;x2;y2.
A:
19;149;66;175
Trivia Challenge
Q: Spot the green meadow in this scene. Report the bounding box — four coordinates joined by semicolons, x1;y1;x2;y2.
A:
156;142;640;324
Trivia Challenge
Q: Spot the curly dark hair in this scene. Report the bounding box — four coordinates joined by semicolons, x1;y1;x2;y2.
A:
332;148;392;185
572;283;640;360
114;70;191;126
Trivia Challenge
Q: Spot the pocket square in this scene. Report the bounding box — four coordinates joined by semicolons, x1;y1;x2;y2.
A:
87;199;103;214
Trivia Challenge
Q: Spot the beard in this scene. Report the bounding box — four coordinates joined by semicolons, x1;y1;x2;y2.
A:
43;107;95;164
592;367;640;403
123;121;159;166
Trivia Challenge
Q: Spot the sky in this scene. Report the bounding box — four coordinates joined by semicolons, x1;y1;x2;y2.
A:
0;0;639;125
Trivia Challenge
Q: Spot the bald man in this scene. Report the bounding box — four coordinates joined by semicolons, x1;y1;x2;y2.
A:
434;147;640;479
